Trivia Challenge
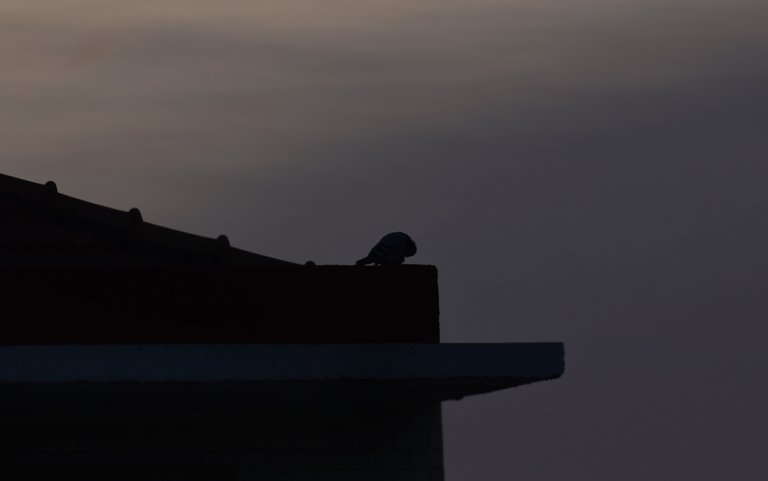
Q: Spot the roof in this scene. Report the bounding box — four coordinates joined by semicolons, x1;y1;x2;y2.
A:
0;172;440;344
0;172;295;267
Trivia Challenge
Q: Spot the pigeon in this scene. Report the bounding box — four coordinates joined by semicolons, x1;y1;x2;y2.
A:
355;232;417;266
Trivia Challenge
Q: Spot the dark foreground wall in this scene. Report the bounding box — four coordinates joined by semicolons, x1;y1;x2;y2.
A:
0;265;439;344
0;341;566;481
0;402;444;481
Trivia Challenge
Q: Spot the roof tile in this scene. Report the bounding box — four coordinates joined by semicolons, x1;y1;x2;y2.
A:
0;173;294;267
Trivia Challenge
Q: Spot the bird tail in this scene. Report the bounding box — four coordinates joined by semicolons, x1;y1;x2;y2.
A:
355;256;372;266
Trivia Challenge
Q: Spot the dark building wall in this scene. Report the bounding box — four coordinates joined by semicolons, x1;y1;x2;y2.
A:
0;265;439;344
0;403;445;481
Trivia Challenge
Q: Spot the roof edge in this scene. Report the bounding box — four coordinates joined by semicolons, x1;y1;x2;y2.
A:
0;172;296;266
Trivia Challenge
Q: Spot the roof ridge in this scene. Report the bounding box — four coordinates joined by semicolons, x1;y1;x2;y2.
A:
0;172;296;266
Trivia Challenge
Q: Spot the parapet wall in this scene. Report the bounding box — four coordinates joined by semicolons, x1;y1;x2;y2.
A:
0;265;439;344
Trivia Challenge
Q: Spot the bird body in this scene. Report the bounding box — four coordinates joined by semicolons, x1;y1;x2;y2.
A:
356;232;417;266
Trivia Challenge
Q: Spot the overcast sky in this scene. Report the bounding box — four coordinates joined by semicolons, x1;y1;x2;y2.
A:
2;1;767;479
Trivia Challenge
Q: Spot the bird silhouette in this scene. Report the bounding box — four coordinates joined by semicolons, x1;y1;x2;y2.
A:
356;232;417;266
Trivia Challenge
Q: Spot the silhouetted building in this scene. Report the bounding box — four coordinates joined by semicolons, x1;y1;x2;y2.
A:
0;173;564;480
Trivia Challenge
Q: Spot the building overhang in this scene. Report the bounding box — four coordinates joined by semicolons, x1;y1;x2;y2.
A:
0;343;564;413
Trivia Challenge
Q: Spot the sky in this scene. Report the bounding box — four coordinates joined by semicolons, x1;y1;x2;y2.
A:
2;0;768;479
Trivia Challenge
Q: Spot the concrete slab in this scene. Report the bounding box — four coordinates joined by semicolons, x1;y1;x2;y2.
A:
0;343;564;409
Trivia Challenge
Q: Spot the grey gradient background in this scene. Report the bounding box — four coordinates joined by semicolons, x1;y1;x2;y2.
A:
2;1;767;479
